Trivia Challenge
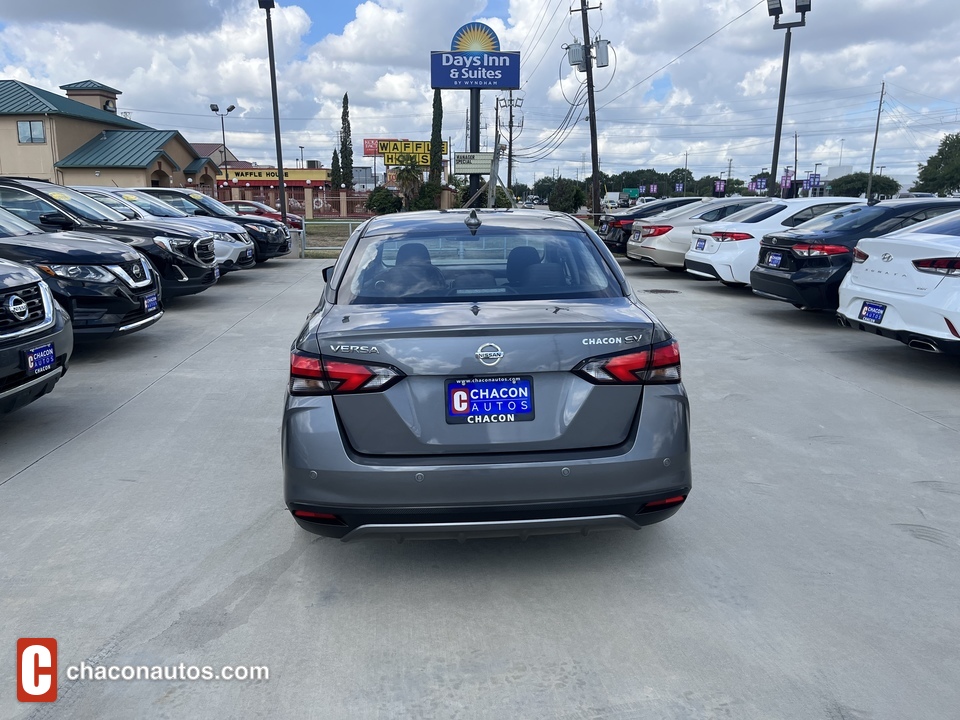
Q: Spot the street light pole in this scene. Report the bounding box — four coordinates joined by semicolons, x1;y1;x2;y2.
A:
299;145;304;168
258;0;287;227
210;103;235;193
766;1;811;197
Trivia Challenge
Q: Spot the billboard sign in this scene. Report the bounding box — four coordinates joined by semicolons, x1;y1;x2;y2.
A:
431;23;520;90
454;152;494;175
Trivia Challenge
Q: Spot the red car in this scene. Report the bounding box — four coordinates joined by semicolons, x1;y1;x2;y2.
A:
223;200;303;230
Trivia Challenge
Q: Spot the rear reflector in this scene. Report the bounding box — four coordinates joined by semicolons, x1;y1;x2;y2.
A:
946;317;960;339
913;257;960;276
293;510;339;520
641;495;687;512
792;244;851;256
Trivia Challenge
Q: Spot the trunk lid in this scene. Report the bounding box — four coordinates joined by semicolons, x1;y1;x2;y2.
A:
317;299;656;455
850;234;960;296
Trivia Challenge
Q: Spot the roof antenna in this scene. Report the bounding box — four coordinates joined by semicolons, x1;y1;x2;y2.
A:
464;209;481;236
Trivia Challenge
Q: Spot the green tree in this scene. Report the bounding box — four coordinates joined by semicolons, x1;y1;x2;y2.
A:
366;186;402;214
330;149;342;190
532;176;557;203
394;154;424;210
830;172;900;198
340;93;354;189
512;182;531;199
914;132;960;195
548;177;586;214
429;89;443;186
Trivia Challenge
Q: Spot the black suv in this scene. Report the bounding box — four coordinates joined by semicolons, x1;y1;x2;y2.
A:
751;198;960;310
0;206;163;340
134;188;291;262
0;178;218;298
597;197;703;253
1;258;73;414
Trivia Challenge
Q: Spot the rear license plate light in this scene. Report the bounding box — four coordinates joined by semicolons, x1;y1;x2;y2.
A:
446;376;535;425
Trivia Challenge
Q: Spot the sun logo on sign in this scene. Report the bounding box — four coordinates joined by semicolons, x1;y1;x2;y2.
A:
451;22;500;52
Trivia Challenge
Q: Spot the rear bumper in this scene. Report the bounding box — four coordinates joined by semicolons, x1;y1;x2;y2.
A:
625;239;686;267
837;283;960;354
749;264;847;309
283;385;692;540
599;229;628;253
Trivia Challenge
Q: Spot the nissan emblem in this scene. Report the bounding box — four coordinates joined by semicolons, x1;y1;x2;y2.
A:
475;342;504;366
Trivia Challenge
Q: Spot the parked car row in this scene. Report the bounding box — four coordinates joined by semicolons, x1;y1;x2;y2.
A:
0;177;293;414
605;194;960;356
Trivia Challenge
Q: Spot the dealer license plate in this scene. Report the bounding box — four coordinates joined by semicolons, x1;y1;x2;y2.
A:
599;223;608;234
144;293;158;313
446;376;535;425
859;301;887;324
695;238;706;251
24;342;55;376
245;249;254;258
767;251;782;268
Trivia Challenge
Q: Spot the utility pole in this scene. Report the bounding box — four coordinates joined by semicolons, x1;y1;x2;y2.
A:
866;81;885;201
683;152;688;196
727;157;733;192
794;132;799;198
572;0;602;225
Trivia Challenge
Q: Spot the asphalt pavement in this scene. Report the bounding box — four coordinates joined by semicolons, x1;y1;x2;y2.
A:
2;257;959;720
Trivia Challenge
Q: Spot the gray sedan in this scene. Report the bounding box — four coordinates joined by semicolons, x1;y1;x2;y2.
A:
282;209;691;541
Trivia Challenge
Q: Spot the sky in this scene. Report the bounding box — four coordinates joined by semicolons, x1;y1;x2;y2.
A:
1;0;958;190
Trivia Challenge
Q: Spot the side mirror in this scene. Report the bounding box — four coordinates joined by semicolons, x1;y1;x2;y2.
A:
322;265;333;283
38;212;74;230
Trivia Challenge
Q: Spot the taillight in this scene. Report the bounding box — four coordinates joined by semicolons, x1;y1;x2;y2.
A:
852;247;869;263
289;351;404;395
792;244;851;257
641;225;673;238
712;231;754;242
912;257;960;276
610;219;632;228
573;340;681;385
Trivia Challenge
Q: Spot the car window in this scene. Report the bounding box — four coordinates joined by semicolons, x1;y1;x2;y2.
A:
870;214;916;235
0;206;41;237
338;228;622;304
149;192;200;215
34;185;128;222
118;192;188;218
797;205;882;232
0;187;60;225
725;203;786;224
897;208;960;236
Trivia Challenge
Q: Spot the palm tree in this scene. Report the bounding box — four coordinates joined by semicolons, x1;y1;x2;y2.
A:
395;154;423;210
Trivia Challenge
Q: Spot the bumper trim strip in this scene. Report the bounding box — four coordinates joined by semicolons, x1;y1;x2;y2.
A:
117;311;164;334
0;366;63;401
339;514;642;542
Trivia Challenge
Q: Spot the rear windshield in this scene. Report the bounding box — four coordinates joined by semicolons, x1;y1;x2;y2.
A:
796;204;881;232
725;203;787;223
900;209;960;237
337;229;623;304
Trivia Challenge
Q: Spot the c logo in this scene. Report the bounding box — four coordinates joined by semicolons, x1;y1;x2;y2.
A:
17;638;57;702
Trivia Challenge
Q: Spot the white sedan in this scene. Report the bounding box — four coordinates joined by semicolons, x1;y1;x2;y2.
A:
625;197;770;270
685;197;859;286
837;210;960;354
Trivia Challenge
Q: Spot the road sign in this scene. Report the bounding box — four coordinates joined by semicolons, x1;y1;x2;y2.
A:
454;152;495;174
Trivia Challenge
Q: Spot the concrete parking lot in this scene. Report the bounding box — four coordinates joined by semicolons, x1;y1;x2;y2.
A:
2;257;959;719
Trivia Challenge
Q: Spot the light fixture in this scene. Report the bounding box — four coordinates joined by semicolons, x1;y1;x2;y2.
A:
767;0;783;16
795;0;811;13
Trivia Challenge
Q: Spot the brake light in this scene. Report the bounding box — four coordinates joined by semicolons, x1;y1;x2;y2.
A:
711;231;754;242
641;225;673;238
852;247;869;263
792;244;851;257
912;257;960;276
610;219;633;228
289;351;404;395
574;340;681;385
